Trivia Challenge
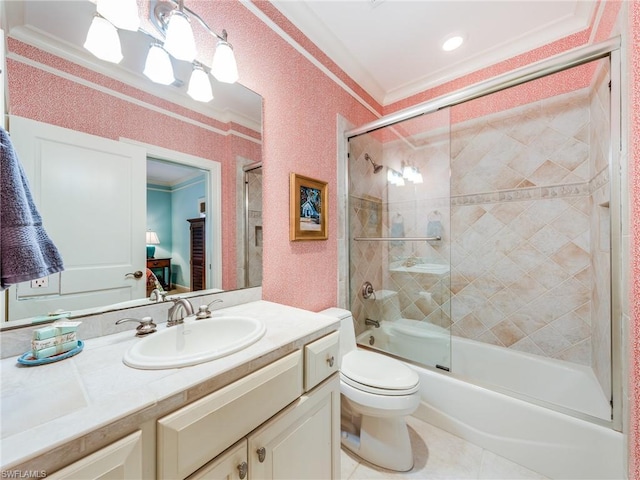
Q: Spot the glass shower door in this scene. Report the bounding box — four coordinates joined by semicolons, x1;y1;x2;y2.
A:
348;108;452;370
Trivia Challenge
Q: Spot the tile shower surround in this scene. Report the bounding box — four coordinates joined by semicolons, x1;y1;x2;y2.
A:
349;79;611;387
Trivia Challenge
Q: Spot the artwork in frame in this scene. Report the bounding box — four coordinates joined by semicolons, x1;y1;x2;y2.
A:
289;173;328;241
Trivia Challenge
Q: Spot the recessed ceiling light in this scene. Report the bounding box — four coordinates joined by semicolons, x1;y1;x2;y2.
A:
442;35;464;52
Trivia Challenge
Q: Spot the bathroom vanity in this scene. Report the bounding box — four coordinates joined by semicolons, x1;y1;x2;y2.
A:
0;301;340;479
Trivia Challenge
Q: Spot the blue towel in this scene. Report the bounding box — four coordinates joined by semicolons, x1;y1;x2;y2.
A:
1;127;64;289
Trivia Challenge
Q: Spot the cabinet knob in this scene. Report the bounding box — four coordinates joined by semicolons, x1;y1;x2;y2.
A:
237;461;248;479
256;447;266;463
327;356;335;367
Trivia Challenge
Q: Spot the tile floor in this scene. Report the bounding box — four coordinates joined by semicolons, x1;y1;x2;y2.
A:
340;416;549;479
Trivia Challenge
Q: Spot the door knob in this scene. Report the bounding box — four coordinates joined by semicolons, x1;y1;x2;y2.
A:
125;270;144;279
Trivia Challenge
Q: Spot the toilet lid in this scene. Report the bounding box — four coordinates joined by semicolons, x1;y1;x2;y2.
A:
341;350;419;391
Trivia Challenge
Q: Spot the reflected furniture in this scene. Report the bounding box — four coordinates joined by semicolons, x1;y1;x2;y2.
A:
147;258;171;291
189;218;206;291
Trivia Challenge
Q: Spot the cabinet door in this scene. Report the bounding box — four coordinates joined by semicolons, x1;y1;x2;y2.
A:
248;374;340;480
48;431;142;480
188;218;206;291
157;351;303;479
187;440;248;480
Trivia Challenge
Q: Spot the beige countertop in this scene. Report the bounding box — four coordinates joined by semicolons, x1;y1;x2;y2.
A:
0;301;339;473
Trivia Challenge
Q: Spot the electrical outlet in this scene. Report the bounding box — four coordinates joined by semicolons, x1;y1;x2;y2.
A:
31;277;49;288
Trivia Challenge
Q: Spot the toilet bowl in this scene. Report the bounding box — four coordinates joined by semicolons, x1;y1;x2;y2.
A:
321;307;420;472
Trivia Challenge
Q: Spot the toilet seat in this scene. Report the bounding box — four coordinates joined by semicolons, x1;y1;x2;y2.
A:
341;350;419;395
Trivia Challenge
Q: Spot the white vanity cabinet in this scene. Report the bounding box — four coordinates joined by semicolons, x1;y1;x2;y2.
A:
188;375;339;480
47;431;143;479
159;332;340;480
247;374;340;480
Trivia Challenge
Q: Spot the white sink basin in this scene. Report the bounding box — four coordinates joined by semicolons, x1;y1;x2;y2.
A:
123;316;266;369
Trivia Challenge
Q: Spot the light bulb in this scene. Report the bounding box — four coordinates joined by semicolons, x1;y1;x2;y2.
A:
143;44;175;85
211;40;239;83
188;66;214;102
163;11;196;62
97;0;140;31
84;16;123;63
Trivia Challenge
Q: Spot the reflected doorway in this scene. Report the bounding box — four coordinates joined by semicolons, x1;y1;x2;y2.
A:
146;157;209;295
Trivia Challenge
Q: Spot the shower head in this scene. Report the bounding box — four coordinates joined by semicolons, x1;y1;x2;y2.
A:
364;153;383;174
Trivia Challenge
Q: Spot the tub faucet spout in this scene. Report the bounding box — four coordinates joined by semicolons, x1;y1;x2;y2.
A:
365;318;380;328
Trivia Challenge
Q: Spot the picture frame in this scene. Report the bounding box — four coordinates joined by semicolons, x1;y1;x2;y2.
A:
290;173;328;241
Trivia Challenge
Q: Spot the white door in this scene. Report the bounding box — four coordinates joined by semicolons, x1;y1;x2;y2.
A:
8;116;146;320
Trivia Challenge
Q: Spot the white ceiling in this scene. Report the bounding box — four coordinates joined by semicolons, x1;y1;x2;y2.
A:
271;0;597;106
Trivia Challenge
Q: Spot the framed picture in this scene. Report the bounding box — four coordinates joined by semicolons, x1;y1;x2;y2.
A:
290;173;328;241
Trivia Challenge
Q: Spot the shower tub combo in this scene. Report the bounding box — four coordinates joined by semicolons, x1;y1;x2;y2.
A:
345;39;624;480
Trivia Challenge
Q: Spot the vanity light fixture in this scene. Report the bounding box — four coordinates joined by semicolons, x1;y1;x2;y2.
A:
387;168;405;186
152;0;239;84
84;0;239;103
162;6;197;62
143;44;175;85
84;15;123;64
188;64;214;102
211;32;239;84
401;162;424;184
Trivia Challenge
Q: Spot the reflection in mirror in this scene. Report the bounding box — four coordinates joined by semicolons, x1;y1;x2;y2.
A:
146;158;208;295
2;0;263;327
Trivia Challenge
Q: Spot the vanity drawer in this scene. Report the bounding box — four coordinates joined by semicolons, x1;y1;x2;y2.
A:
157;350;303;479
304;331;339;391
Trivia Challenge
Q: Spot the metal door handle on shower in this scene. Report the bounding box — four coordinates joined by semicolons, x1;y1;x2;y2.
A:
354;236;442;241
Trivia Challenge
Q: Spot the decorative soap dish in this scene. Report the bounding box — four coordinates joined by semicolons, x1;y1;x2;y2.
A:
17;340;84;366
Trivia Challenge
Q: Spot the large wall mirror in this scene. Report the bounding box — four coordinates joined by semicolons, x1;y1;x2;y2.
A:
2;0;263;328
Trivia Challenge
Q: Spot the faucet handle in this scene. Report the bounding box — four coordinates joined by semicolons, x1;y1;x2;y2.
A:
115;316;157;336
195;299;224;320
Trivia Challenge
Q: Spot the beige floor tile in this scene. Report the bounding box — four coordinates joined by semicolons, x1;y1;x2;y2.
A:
340;416;546;480
478;450;549;479
341;448;361;480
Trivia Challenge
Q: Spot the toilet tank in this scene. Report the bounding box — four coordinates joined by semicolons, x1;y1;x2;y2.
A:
319;307;356;367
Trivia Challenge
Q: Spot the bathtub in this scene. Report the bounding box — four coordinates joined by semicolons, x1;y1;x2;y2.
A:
357;322;624;479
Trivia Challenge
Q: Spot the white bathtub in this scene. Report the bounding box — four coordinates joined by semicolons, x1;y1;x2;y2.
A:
357;322;625;479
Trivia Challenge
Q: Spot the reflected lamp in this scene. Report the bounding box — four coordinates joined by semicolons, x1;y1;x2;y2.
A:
146;231;161;258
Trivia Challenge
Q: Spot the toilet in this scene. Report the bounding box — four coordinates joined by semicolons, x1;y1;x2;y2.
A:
321;307;420;472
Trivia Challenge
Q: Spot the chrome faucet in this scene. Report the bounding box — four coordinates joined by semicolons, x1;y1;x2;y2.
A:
149;288;167;302
365;318;380;328
167;298;194;327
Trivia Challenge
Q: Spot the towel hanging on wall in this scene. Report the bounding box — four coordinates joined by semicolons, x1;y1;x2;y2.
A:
0;127;64;290
426;210;443;240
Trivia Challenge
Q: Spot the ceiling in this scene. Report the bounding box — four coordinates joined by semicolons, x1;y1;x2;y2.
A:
271;0;597;106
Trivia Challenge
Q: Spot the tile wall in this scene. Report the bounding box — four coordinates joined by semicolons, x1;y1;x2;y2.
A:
450;66;610;379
